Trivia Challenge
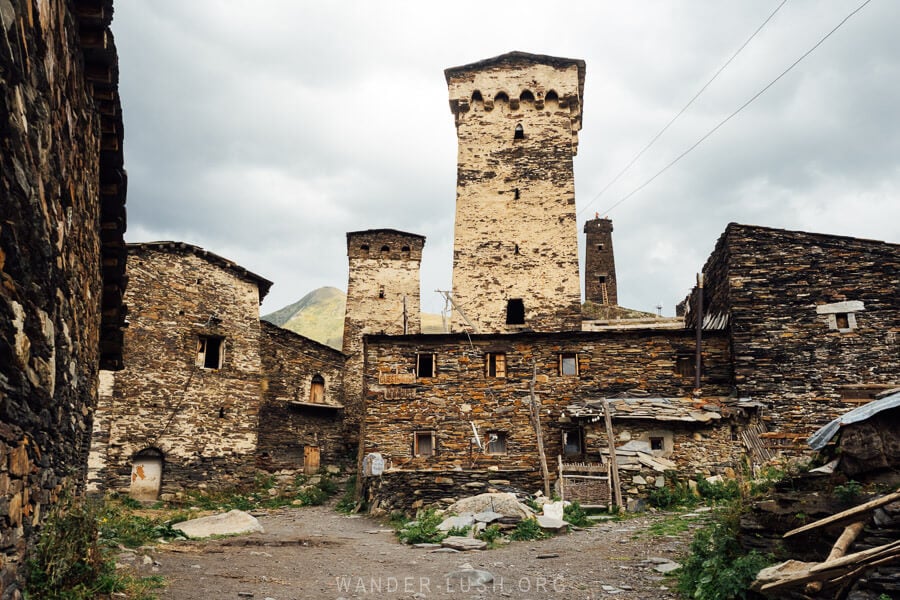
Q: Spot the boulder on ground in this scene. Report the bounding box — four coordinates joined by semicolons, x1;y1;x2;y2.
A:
438;515;475;531
536;515;569;533
172;509;263;539
446;493;532;520
441;536;487;551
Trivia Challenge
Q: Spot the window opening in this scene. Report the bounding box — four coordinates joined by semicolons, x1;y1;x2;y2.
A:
559;353;578;376
514;244;520;255
520;90;535;103
650;437;664;451
506;299;525;325
310;374;325;404
414;431;435;457
562;429;583;456
360;244;369;253
835;313;850;329
378;286;385;299
486;432;507;454
197;336;224;369
514;188;520;200
676;355;695;378
380;245;390;253
514;123;524;140
485;353;506;378
416;353;435;378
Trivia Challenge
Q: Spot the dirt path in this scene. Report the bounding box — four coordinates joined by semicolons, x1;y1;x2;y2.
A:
128;503;705;599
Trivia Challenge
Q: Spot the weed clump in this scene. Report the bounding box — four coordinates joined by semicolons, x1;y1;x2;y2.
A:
395;509;446;544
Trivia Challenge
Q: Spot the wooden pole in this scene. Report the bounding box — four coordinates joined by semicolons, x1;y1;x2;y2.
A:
602;398;623;508
530;362;551;498
558;455;565;502
784;490;900;538
805;520;866;594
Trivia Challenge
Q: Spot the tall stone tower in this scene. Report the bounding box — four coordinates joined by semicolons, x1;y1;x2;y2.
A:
342;229;425;436
584;217;618;306
445;52;585;333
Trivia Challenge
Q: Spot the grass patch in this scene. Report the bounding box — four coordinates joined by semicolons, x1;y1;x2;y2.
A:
640;515;693;538
395;509;446;545
509;518;548;541
563;501;594;528
476;524;503;547
181;470;340;512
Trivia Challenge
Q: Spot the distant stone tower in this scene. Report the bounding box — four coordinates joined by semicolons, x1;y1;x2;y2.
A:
342;229;425;436
445;52;585;333
584;217;618;306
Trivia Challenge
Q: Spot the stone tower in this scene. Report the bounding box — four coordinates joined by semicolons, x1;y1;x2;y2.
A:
584;217;618;306
444;52;585;333
342;229;425;436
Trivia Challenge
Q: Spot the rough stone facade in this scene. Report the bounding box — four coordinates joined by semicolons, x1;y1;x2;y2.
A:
584;217;618;306
445;52;584;333
342;229;424;438
88;243;272;496
361;328;735;507
686;224;900;450
258;321;348;471
0;0;126;594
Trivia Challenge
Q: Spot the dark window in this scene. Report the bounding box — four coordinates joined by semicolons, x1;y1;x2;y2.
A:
520;90;535;103
676;355;695;378
310;374;325;404
599;275;606;284
494;91;509;103
506;299;525;325
472;90;483;103
197;336;224;369
360;244;369;252
486;432;507;454
514;123;524;140
414;431;435;457
485;353;506;378
562;429;583;456
559;353;578;376
650;437;664;451
514;188;520;200
416;353;435;378
380;245;390;253
545;90;559;103
835;313;850;329
597;243;604;251
514;244;520;255
378;286;385;299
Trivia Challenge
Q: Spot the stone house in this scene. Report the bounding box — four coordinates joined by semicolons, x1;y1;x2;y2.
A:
0;0;127;592
88;242;346;499
360;328;744;511
684;223;900;453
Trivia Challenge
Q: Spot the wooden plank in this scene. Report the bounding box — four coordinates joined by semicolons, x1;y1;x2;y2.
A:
805;520;866;594
603;398;623;508
783;490;900;538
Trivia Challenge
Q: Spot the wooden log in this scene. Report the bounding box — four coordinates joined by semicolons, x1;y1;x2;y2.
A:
783;490;900;538
805;520;865;593
529;362;551;498
603;398;623;508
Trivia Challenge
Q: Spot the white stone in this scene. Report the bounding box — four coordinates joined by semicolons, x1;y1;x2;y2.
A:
438;515;475;532
536;515;569;533
172;510;263;539
541;501;566;520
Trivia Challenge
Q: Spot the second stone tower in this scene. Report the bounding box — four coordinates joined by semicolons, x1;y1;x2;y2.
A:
445;52;584;333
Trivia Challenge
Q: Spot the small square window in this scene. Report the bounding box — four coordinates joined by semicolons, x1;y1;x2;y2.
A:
675;355;695;378
835;313;850;329
562;429;583;456
416;353;435;378
506;299;525;325
559;353;579;376
197;336;224;369
485;352;506;378
650;437;664;451
414;431;435;457
486;432;507;454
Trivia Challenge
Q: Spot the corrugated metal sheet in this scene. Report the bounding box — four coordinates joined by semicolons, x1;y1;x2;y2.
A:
807;390;900;450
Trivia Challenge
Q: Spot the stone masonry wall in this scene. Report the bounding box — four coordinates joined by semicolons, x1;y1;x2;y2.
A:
342;230;424;440
446;53;584;333
362;329;732;485
258;321;349;471
91;246;266;496
0;0;125;594
584;217;618;306
691;223;900;445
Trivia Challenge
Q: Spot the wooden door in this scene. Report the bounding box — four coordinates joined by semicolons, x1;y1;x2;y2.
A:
304;445;320;475
130;455;162;502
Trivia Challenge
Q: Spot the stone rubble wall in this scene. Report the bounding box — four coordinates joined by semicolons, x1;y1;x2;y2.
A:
690;224;900;446
447;55;583;333
0;0;125;594
258;321;350;471
93;247;265;495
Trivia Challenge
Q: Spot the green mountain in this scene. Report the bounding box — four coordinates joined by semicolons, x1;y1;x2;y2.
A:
262;287;347;349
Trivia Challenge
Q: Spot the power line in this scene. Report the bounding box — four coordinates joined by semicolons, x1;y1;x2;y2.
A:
579;0;788;217
598;0;872;217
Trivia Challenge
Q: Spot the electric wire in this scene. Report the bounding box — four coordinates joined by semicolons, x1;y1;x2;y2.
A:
578;0;788;218
598;0;872;217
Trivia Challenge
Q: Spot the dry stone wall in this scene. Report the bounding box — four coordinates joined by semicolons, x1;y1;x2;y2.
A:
446;53;584;333
689;224;900;446
90;245;269;495
0;0;125;593
258;321;349;470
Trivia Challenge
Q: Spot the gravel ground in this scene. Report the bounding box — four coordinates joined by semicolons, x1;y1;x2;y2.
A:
123;503;707;600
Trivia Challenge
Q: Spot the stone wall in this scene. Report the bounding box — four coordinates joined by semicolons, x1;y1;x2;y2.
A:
362;328;732;504
688;224;900;447
258;321;349;471
342;229;424;439
584;217;618;306
446;52;584;333
0;0;126;594
89;244;270;496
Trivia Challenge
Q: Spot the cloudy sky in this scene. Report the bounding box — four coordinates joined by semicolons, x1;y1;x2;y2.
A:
112;1;900;317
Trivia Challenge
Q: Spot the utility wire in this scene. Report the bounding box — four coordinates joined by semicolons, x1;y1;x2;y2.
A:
579;0;788;217
598;0;872;216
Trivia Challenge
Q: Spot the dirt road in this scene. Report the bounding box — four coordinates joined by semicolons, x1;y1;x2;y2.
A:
128;503;702;600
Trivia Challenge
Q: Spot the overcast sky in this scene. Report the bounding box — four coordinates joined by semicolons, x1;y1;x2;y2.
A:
112;1;900;317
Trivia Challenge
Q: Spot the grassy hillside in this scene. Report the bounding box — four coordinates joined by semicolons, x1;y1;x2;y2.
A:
262;287;346;349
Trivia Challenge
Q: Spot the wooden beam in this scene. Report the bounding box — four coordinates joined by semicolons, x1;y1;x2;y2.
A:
529;362;551;498
783;490;900;538
603;398;623;508
805;520;865;594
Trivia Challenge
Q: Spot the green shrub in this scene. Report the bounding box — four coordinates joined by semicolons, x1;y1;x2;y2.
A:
396;509;446;544
563;501;593;527
509;518;548;541
678;508;772;600
833;480;863;504
696;477;741;504
335;475;359;514
648;481;697;509
446;525;470;537
476;524;503;545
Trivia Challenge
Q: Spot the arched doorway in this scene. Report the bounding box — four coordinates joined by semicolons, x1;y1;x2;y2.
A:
130;448;163;502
